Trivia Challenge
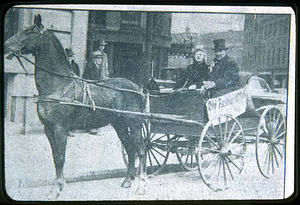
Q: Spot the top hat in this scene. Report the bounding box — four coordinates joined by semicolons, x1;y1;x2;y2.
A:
99;40;107;46
65;48;75;57
212;39;229;51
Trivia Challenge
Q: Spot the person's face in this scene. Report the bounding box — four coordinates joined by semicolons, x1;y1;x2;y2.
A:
93;56;102;65
67;55;74;62
194;51;205;62
215;49;226;60
99;45;105;52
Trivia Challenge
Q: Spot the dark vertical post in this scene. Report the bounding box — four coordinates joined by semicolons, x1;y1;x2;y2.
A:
140;12;153;87
22;97;28;135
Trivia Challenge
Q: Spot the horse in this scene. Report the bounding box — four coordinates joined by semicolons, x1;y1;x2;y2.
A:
5;14;147;198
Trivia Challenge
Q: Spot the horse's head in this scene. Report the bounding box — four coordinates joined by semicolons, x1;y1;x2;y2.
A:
5;14;44;57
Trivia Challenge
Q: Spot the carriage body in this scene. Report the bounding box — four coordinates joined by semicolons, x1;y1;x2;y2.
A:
122;75;287;191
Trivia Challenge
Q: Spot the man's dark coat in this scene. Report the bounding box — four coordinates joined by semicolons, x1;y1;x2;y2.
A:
209;55;240;97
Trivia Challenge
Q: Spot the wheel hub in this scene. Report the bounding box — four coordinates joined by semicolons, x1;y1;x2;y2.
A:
270;137;279;145
220;147;231;156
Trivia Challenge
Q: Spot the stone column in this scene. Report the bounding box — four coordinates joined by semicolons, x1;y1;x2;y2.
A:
71;10;89;77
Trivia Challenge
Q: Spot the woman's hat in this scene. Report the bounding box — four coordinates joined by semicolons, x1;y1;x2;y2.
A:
212;39;229;51
99;40;107;46
65;48;75;57
192;44;205;53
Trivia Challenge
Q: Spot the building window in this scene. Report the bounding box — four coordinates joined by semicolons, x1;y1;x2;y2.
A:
89;11;106;28
278;48;281;65
4;8;19;42
120;12;141;29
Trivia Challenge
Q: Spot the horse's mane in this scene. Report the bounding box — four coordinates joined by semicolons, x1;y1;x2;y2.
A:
36;30;70;74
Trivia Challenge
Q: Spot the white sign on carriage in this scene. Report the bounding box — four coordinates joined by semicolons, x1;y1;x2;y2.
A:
206;88;247;124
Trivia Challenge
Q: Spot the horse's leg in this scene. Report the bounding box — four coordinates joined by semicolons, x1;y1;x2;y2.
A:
44;124;68;198
130;123;147;195
112;121;136;188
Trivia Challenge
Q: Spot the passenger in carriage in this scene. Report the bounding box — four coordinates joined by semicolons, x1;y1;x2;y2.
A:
173;45;210;92
202;39;240;97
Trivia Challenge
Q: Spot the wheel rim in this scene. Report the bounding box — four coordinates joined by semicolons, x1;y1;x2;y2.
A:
175;136;198;171
198;115;246;191
256;107;286;178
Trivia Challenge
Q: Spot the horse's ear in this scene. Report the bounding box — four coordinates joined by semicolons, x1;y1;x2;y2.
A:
34;14;44;30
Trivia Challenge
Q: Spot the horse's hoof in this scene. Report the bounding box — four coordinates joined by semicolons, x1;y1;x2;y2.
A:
47;184;61;199
135;186;146;195
121;179;131;188
47;179;66;199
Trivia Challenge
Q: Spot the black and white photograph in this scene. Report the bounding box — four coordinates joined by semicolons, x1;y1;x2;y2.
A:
3;4;295;201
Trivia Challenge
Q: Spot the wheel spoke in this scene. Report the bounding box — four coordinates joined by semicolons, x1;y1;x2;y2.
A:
222;157;227;186
274;144;283;158
228;129;242;145
204;134;220;149
224;157;234;180
218;118;223;146
153;134;168;142
227;121;237;145
224;117;229;146
149;149;161;167
275;121;284;136
185;154;189;164
201;147;221;153
150;133;157;141
258;137;271;142
272;146;280;168
152;147;167;158
230;153;244;158
225;156;242;172
275;131;286;139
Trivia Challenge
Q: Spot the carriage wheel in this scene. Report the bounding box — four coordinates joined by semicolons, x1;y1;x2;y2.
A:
174;136;199;171
256;106;286;178
197;115;246;191
144;132;170;176
121;122;170;176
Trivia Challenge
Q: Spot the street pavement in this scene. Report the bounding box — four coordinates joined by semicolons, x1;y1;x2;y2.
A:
4;124;286;201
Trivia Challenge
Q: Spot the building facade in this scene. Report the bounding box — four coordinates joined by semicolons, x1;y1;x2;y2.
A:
243;14;290;88
4;7;172;134
87;11;172;84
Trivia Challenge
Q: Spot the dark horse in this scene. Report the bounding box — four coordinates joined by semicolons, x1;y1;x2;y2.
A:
5;14;147;197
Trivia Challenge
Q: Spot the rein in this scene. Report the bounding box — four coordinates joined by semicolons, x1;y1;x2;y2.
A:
12;52;146;97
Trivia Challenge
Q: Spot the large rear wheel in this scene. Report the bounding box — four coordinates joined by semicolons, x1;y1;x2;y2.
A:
256;106;286;178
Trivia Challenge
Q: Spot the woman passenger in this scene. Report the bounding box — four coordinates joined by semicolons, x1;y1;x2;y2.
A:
173;45;210;91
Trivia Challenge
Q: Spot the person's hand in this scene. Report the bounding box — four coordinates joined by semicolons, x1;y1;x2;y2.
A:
203;81;216;90
188;84;196;90
199;85;206;94
208;61;215;72
176;87;185;92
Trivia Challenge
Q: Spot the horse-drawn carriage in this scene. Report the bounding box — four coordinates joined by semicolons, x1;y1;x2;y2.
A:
4;14;287;196
121;76;286;191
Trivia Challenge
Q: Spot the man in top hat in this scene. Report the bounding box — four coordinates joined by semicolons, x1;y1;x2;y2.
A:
65;48;80;76
202;39;240;97
82;40;109;81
